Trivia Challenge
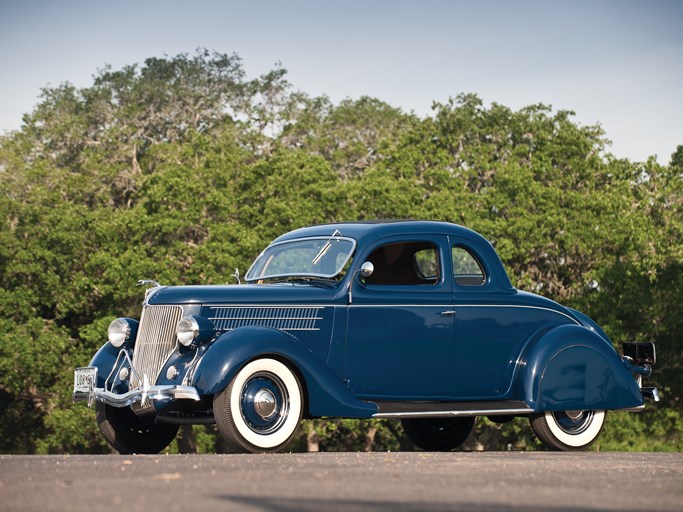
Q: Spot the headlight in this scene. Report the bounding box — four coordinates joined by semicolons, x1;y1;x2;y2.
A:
176;315;214;347
176;316;199;347
108;318;138;348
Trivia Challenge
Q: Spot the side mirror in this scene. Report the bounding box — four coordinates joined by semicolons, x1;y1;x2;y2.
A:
359;261;374;278
348;261;374;304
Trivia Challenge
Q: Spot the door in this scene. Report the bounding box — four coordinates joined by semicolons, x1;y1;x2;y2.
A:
345;236;455;399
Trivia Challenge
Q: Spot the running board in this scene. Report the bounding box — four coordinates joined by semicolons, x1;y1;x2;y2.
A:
372;400;533;419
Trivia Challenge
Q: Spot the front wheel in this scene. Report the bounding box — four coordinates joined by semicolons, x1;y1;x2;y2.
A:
401;417;476;451
530;410;606;451
213;358;304;453
95;402;179;454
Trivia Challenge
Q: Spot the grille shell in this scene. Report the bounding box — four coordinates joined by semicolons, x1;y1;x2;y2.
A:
130;305;183;392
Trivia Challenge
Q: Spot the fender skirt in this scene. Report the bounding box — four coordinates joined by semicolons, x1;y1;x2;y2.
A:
516;325;643;411
191;326;377;419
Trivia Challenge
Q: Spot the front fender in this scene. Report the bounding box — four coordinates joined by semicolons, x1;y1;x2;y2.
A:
88;342;120;388
515;324;642;411
191;326;377;418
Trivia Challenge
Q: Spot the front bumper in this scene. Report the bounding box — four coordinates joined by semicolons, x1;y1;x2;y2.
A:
73;384;201;408
73;366;200;408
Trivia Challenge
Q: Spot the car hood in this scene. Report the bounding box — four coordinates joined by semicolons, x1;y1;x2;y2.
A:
147;283;336;306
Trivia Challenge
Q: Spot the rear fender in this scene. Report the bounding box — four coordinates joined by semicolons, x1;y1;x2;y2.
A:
191;326;376;418
515;325;642;411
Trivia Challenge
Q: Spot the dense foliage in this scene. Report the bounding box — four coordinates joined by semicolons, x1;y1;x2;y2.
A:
1;50;681;453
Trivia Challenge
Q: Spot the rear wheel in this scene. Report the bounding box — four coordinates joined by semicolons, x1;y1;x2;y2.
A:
401;417;476;451
530;410;606;451
213;358;303;453
95;402;179;454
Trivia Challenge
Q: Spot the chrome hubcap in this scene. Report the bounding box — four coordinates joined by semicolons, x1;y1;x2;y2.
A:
240;372;289;434
253;389;277;419
554;410;593;435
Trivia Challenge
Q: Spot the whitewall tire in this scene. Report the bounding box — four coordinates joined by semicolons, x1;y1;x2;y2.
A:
530;410;606;451
213;358;303;453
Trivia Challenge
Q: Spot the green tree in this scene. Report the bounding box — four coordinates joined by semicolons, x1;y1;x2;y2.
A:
1;54;681;453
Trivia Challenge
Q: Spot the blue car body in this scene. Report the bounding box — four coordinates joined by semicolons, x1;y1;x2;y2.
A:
74;221;657;452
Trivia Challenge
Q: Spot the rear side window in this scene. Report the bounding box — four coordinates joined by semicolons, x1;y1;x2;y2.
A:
452;246;486;286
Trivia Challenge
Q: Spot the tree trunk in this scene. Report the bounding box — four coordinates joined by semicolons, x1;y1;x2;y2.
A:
306;423;320;452
363;426;377;452
177;425;198;453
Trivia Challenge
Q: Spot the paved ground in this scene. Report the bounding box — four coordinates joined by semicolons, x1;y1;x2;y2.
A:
1;452;681;512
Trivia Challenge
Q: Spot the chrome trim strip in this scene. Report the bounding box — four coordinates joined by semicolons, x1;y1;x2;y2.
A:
203;303;578;327
454;304;580;324
348;304;580;324
142;285;166;307
348;304;454;308
73;385;200;408
208;304;332;308
374;407;533;419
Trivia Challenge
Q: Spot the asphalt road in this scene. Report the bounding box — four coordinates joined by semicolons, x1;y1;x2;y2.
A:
1;452;681;512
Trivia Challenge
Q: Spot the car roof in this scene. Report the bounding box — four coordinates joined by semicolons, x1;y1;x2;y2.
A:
273;220;486;245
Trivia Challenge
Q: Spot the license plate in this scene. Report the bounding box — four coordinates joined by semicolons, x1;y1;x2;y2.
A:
74;366;97;394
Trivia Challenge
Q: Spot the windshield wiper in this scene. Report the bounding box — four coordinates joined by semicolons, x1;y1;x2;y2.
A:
277;276;338;287
311;229;342;265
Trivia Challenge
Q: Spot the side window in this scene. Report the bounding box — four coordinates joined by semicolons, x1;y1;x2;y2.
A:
414;248;438;280
365;242;440;286
452;246;486;286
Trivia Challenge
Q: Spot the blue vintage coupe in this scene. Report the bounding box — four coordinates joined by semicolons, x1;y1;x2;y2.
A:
73;221;658;453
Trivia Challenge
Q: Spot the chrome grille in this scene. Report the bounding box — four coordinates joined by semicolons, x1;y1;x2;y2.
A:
130;305;183;391
208;306;323;332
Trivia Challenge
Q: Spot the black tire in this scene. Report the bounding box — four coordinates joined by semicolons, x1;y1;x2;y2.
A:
213;358;304;454
530;410;606;451
95;402;179;454
401;417;476;451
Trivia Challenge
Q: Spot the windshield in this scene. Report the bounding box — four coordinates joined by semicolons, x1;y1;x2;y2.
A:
245;236;356;282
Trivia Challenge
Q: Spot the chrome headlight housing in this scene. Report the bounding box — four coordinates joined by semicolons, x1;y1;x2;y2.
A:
108;318;138;348
176;315;214;347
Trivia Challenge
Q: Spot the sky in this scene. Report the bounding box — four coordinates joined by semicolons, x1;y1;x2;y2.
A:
1;0;681;164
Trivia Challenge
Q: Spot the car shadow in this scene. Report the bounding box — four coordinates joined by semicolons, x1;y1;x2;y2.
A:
215;495;634;512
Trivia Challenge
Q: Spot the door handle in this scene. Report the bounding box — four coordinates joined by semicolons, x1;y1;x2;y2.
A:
440;310;456;317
